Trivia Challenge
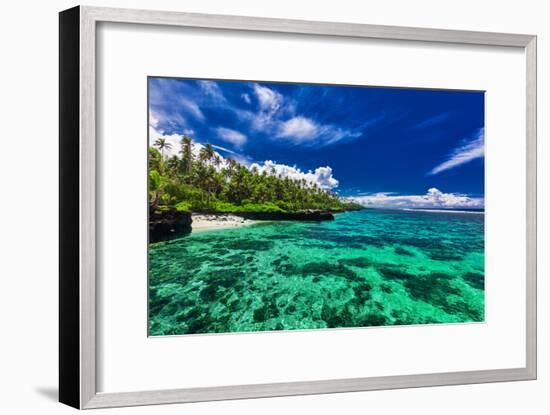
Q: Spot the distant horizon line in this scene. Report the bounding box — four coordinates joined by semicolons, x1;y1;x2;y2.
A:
362;207;485;214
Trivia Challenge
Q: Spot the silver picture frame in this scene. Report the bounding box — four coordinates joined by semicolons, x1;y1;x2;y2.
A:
59;5;537;409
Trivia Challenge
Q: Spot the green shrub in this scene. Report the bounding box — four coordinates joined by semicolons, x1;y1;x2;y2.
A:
149;170;161;190
175;201;192;213
239;202;284;213
191;201;285;214
201;201;239;213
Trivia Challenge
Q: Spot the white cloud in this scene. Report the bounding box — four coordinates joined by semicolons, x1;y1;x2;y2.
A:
233;154;255;166
415;112;450;129
253;83;283;111
211;144;236;154
235;83;365;147
249;160;339;190
428;128;484;175
247;83;284;131
198;80;227;105
313;166;340;190
241;93;251;104
320;126;363;146
278;117;318;141
276;117;362;146
149;111;160;128
149;127;184;158
151;79;207;123
150;108;191;134
149;127;340;188
150;127;231;170
178;97;205;121
350;187;484;209
216;127;247;148
150;127;249;169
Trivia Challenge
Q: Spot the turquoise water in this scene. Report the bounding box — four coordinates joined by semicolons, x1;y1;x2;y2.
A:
148;209;484;335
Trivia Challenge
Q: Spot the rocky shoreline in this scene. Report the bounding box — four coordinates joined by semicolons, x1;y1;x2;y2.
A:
149;208;193;242
149;209;337;242
237;209;335;221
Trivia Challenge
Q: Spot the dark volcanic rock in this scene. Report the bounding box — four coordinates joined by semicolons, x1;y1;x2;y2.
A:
149;208;192;242
238;210;335;221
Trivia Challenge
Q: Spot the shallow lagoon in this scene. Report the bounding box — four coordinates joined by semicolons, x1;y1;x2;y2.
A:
148;209;484;335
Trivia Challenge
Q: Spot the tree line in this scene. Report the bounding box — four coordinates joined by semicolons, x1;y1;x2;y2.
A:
149;135;361;214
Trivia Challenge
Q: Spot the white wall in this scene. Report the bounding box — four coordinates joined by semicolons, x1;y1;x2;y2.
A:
0;0;546;413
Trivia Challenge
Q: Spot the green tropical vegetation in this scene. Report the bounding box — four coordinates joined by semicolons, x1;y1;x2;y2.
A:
148;135;362;215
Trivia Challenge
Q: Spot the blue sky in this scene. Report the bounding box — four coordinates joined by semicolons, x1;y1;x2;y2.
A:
149;77;485;209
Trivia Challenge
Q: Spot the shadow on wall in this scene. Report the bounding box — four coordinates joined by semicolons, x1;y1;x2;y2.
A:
34;387;58;402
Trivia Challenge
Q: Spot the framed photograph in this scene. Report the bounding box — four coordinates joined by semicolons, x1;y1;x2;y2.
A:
59;6;537;409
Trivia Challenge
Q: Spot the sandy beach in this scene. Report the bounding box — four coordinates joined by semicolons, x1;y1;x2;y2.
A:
191;213;259;232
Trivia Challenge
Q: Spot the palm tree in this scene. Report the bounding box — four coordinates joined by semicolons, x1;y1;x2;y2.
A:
193;164;209;205
199;143;216;164
225;157;238;173
222;157;238;184
179;135;193;176
166;155;180;172
213;154;221;168
147;131;358;216
154;138;172;158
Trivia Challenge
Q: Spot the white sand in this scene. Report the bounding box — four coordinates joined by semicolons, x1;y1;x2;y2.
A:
191;214;259;232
